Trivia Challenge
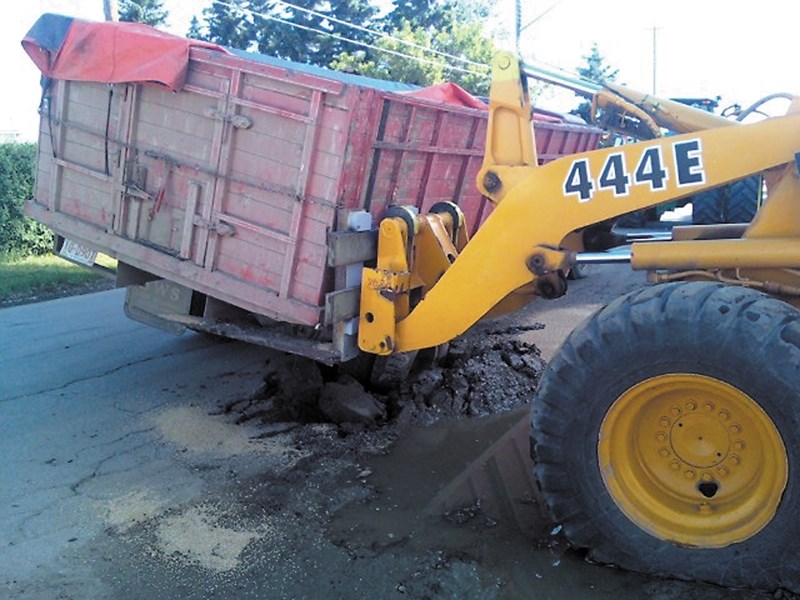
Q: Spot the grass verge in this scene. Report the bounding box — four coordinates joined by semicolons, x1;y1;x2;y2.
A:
0;253;115;307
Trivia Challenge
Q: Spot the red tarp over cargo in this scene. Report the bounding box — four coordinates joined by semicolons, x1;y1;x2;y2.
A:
404;80;562;123
22;13;224;92
404;82;489;110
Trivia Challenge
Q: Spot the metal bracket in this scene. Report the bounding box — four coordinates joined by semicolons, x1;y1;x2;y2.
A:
204;107;253;129
192;215;235;236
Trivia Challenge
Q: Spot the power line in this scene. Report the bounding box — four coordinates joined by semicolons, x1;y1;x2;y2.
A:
206;0;490;77
519;1;563;34
270;0;488;69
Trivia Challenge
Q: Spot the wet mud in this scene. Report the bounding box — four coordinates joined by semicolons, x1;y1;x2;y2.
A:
221;323;547;432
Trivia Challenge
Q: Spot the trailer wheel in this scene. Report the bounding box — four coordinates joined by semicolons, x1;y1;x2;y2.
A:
531;282;800;592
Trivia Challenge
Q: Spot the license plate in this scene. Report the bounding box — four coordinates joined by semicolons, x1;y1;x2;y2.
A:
59;239;97;267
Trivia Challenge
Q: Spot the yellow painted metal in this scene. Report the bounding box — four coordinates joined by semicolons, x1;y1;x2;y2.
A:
413;213;460;296
477;53;537;201
747;165;800;238
392;113;800;352
632;238;800;270
482;283;537;319
593;90;662;139
358;217;411;355
358;268;409;355
358;50;800;355
358;205;470;354
598;374;787;547
671;224;748;241
602;82;734;135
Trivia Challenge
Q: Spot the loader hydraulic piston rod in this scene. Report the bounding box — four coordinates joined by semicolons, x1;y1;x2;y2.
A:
624;231;672;242
522;60;733;135
575;232;673;264
576;252;632;264
521;60;602;98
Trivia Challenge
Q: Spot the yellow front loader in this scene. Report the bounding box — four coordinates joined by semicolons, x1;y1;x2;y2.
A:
358;52;800;592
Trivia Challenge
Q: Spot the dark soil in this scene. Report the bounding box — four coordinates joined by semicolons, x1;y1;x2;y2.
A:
219;319;547;436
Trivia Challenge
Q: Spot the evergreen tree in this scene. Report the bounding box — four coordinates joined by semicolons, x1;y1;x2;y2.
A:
190;0;494;90
186;16;203;40
197;0;377;64
571;43;618;123
383;0;489;33
200;0;262;50
119;0;168;27
576;43;619;83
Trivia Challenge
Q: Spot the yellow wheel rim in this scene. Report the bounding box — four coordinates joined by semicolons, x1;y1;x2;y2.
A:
598;374;788;547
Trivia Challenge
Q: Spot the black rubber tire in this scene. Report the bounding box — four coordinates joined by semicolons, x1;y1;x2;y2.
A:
531;282;800;592
723;176;761;223
691;188;723;224
369;351;418;390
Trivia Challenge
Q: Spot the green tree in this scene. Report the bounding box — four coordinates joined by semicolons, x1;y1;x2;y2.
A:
197;0;261;50
186;16;203;39
0;143;51;257
119;0;168;27
383;0;490;33
331;18;493;95
254;0;377;64
190;0;494;92
195;0;378;64
571;43;618;122
330;0;495;94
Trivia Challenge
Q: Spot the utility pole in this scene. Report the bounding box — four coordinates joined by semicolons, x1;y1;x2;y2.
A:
651;26;659;95
103;0;119;21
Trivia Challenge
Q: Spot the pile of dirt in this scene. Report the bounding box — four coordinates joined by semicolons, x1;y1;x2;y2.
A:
395;334;545;425
221;323;546;433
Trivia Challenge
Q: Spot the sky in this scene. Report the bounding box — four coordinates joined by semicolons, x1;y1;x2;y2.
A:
2;0;799;140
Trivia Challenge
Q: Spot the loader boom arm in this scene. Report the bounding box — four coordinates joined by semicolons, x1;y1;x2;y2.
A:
358;53;800;355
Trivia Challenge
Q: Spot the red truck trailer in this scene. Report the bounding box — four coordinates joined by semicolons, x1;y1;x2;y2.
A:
23;14;602;364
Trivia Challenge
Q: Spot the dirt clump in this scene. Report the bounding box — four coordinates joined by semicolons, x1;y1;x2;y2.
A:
222;323;546;432
319;376;387;425
397;335;545;425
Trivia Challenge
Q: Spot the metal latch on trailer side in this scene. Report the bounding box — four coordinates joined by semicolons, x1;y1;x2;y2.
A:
192;215;235;236
203;108;253;129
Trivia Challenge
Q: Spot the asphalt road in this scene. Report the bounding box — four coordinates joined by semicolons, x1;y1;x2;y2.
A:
0;270;773;599
1;289;283;597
